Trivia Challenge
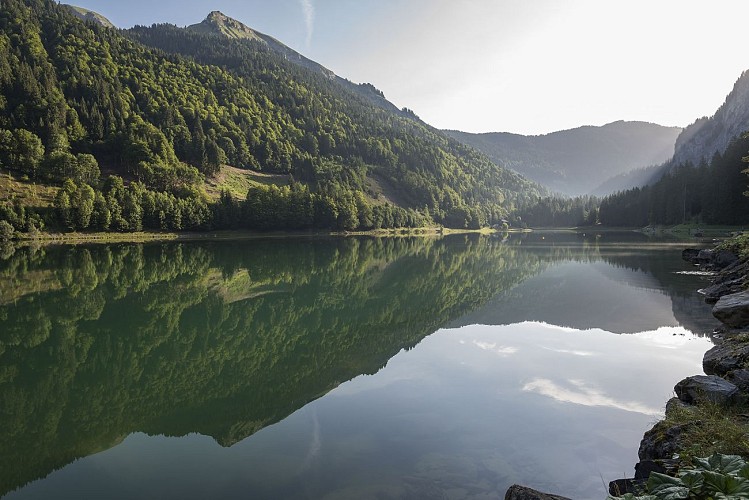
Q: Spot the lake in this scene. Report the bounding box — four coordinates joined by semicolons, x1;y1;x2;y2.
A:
0;232;720;499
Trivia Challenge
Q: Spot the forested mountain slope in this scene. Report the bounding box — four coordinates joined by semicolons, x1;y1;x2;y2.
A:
186;11;406;117
445;121;681;196
0;0;543;235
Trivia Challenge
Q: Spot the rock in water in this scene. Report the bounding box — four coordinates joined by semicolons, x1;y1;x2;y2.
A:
713;291;749;328
674;375;739;406
504;485;571;500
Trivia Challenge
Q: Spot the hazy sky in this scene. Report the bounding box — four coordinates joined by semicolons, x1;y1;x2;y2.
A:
68;1;749;135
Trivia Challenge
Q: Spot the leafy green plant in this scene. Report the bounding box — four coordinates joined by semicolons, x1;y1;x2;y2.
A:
718;232;749;260
608;453;749;499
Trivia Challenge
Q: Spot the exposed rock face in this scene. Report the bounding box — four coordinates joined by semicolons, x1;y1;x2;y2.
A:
63;5;116;29
673;70;749;167
504;485;571;500
674;375;739;406
713;291;749;328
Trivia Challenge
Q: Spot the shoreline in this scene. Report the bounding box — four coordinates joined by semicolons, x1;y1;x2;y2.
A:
605;244;749;495
4;223;742;248
506;237;749;500
3;226;532;248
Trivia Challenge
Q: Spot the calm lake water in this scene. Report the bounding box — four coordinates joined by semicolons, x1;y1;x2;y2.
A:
0;232;720;500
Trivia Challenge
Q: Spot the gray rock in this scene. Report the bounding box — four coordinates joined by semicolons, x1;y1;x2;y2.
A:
639;420;695;460
713;291;749;328
703;338;749;376
714;250;739;269
698;249;715;263
504;485;571;500
674;375;739;406
726;369;749;392
701;280;743;304
719;260;749;282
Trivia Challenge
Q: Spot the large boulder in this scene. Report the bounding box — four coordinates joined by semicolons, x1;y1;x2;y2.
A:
714;250;740;269
504;485;571;500
704;340;749;376
674;375;739;406
713;291;749;328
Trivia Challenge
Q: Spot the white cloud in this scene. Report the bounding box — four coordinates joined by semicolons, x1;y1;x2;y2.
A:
543;347;596;357
299;0;315;49
473;340;518;356
522;378;661;416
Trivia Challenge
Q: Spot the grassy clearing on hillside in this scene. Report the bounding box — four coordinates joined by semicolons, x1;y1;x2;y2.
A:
205;165;290;200
0;169;58;208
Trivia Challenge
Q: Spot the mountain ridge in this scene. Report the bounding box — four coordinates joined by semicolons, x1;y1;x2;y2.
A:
445;121;682;196
0;0;543;236
183;10;410;118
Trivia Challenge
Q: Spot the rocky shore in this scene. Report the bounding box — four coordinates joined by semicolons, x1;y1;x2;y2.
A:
505;243;749;500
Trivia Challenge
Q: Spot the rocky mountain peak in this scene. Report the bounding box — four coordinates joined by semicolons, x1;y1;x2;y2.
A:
673;70;749;166
189;10;263;42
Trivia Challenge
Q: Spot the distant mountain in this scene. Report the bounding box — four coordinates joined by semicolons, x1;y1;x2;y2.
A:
673;70;749;166
63;4;115;29
589;164;667;197
445;121;682;196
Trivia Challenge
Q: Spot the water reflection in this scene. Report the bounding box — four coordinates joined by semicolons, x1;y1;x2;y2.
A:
0;233;718;499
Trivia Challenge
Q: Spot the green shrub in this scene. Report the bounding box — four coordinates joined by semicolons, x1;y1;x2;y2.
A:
609;453;749;499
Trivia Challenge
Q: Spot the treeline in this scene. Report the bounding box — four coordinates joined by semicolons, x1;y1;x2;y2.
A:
1;173;430;235
599;133;749;227
0;0;544;236
515;195;599;227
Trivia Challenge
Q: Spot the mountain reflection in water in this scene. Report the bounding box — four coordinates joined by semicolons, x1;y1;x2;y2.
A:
0;232;718;499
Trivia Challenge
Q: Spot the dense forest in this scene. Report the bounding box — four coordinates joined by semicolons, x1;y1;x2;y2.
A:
0;0;544;236
598;133;749;227
515;130;749;228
